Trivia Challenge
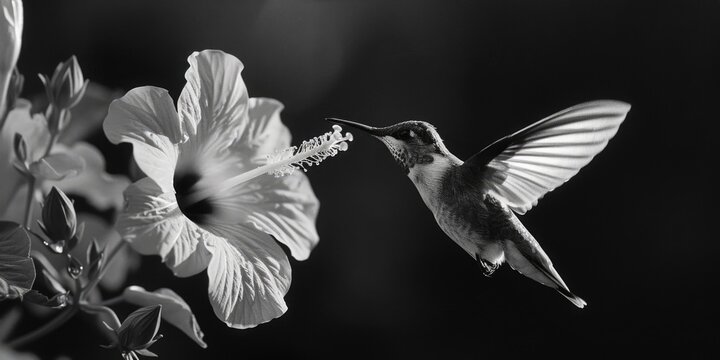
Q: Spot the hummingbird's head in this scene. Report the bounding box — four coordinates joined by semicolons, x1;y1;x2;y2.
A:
326;118;455;174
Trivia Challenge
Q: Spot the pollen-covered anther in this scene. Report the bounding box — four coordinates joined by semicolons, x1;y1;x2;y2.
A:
264;125;353;177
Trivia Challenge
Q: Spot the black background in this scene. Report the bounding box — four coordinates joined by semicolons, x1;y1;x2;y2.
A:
10;0;718;358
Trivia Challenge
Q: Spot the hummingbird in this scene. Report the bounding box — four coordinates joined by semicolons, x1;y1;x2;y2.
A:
328;100;630;308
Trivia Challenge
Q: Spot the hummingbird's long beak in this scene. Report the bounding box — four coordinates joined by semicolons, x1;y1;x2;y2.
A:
325;118;390;137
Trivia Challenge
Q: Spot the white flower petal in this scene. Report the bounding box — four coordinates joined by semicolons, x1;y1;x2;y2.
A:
0;107;48;210
48;142;130;210
118;178;210;277
163;225;213;278
177;50;248;149
204;224;291;329
103;86;184;192
2;106;49;162
59;82;123;144
211;172;319;261
233;97;291;165
0;185;32;229
29;152;85;181
0;0;23;77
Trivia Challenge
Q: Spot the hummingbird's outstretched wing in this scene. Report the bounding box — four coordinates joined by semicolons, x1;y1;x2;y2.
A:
464;100;630;214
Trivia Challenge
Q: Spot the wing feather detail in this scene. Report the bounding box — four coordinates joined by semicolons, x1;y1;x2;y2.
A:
465;100;630;214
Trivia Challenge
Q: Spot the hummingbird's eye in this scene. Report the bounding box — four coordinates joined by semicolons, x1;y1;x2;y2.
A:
394;129;417;141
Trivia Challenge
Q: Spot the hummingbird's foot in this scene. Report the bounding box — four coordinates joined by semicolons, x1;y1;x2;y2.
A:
476;254;499;277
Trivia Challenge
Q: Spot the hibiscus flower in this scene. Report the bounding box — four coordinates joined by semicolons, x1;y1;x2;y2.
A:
103;50;351;328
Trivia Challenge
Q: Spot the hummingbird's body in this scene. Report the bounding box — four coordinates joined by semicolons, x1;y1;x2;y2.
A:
414;157;504;265
329;100;631;308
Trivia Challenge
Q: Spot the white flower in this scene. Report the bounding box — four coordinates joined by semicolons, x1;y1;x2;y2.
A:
0;0;22;73
103;50;351;328
0;0;23;116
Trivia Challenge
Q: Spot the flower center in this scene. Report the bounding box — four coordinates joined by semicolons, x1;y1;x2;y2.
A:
174;171;214;225
179;125;353;207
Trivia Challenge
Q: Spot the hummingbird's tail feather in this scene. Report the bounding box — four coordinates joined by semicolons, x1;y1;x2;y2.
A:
554;282;587;308
503;239;587;308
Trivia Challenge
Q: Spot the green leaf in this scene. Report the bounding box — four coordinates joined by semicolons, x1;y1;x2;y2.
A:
122;286;206;348
0;222;36;300
30;251;67;296
22;290;68;308
23;253;68;308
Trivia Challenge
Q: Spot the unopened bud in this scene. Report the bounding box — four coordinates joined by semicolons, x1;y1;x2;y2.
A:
39;187;77;247
86;239;103;280
13;132;26;163
39;55;88;111
117;305;163;354
44;104;70;135
5;67;23;111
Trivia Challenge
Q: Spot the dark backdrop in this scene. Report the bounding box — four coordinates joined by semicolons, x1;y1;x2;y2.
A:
14;0;717;358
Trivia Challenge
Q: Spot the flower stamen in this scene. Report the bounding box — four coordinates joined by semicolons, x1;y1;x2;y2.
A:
266;124;353;177
182;125;352;207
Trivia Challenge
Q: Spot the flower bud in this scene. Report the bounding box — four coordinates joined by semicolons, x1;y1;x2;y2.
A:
39;187;77;247
5;67;23;111
0;0;23;73
13;132;26;163
117;305;163;355
44;104;70;135
86;239;104;280
39;55;88;110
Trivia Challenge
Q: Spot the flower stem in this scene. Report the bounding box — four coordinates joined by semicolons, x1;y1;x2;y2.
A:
22;176;35;230
7;306;79;349
21;131;59;230
44;132;58;158
6;237;129;348
79;302;122;329
97;295;124;307
0;72;10;132
81;241;128;300
0;107;8;133
0;307;22;342
7;279;83;349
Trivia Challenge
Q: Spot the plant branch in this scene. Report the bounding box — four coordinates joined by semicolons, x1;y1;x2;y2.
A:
22;176;35;230
21;131;58;230
0;307;22;342
82;241;128;300
7;306;78;349
97;295;124;307
43;132;58;158
0;72;10;132
7;279;83;349
79;302;122;329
